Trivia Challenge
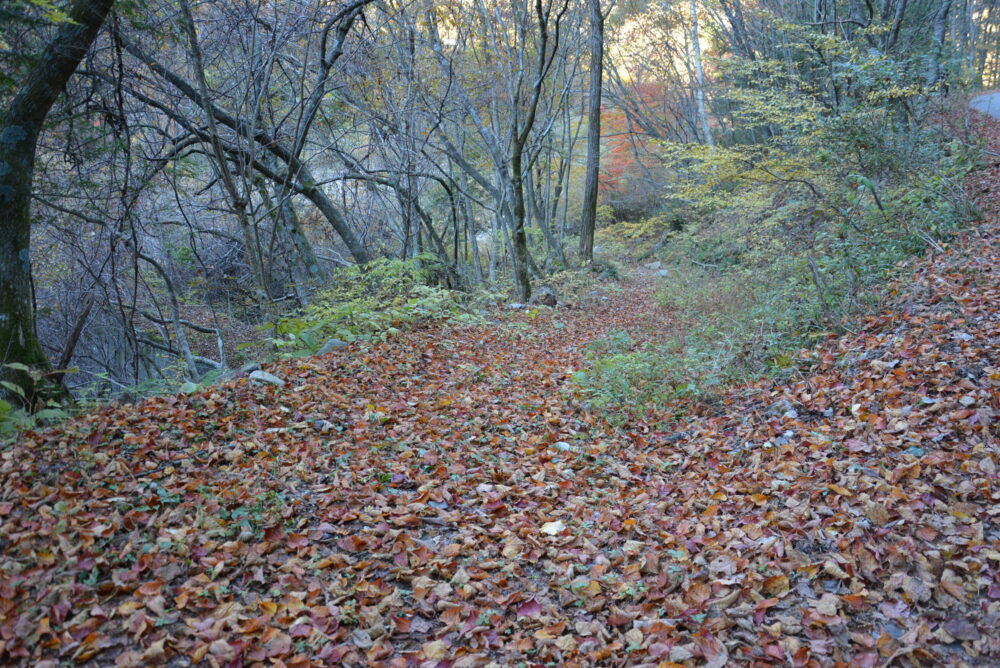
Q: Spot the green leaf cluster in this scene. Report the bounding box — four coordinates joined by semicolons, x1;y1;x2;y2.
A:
576;40;980;416
269;254;480;354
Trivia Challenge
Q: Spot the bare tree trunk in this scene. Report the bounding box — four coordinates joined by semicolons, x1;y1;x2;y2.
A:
579;0;605;263
52;294;95;388
0;0;114;404
256;176;319;304
690;0;715;146
508;0;569;300
927;0;954;89
510;151;533;300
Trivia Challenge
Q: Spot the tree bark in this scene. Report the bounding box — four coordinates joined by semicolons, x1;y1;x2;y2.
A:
927;0;954;89
690;0;714;146
526;167;566;267
0;0;115;404
579;0;605;264
508;0;569;300
510;152;533;300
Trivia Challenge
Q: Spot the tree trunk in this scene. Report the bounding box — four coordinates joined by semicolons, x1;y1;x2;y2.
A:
460;171;485;284
927;0;954;89
884;0;908;52
690;0;715;146
123;39;372;265
0;0;115;404
579;0;605;264
510;152;532;301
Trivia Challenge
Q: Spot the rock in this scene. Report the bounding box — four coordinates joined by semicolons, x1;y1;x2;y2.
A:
249;370;285;387
317;338;348;354
644;260;662;270
214;362;257;384
194;359;218;376
213;369;237;384
508;303;526;309
528;286;558;307
657;269;670;277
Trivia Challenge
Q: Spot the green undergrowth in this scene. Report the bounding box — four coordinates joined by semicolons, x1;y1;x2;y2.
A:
576;83;982;418
0;364;73;442
268;253;488;357
544;260;623;299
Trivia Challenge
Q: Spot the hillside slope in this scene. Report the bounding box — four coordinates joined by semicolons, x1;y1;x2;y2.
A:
1;117;999;666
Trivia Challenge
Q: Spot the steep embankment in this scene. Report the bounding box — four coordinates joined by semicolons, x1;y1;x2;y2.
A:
1;114;998;666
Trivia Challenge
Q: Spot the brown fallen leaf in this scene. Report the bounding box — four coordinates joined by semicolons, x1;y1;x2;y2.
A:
942;618;981;641
812;592;840;616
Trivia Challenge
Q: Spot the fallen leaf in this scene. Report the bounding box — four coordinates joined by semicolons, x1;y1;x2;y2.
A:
540;520;566;536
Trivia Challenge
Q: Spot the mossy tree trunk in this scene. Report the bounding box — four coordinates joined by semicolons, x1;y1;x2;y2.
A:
579;0;605;264
0;0;115;405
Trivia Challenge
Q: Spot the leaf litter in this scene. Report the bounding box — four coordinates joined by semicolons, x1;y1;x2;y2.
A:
2;120;1000;666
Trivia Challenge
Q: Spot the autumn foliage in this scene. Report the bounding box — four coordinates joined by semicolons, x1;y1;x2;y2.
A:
1;115;999;668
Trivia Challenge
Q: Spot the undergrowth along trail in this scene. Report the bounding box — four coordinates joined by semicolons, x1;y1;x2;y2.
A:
1;118;999;667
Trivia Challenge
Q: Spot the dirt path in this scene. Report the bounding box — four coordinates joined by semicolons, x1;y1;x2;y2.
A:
1;123;999;665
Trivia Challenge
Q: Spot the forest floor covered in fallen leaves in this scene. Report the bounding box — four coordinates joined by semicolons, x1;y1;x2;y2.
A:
2;118;1000;668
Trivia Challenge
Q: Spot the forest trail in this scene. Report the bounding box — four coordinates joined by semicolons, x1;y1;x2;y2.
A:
1;119;999;666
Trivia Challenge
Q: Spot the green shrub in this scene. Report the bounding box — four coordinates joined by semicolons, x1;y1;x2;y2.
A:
269;254;479;355
574;48;979;417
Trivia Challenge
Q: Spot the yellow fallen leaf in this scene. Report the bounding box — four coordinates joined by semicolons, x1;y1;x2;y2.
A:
823;560;850;579
502;537;524;558
541;520;566;536
763;574;790;597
